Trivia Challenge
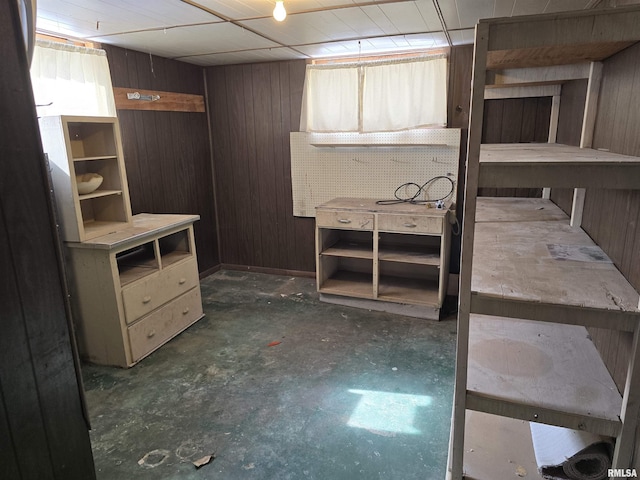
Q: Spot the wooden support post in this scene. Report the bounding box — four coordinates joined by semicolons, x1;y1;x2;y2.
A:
611;326;640;468
571;62;603;228
449;21;490;480
543;94;561;200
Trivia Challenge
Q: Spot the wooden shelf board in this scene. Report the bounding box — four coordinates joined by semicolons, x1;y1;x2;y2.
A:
70;214;199;250
479;143;640;189
118;264;159;286
461;411;545;480
471;198;640;315
72;155;118;162
82;219;130;238
379;246;440;265
319;270;373;299
311;143;447;148
475;197;567;223
78;189;123;201
377;276;439;306
467;314;622;434
322;241;373;259
161;251;192;268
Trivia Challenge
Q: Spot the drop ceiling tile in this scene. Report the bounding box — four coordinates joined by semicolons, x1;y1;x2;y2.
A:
455;0;497;28
183;47;306;66
415;1;447;31
380;1;440;33
543;0;593;13
90;23;279;59
36;0;220;38
449;28;475;45
493;0;517;17
437;0;462;29
511;0;551;16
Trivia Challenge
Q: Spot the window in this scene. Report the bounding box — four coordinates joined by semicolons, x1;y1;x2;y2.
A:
300;55;447;133
30;40;116;117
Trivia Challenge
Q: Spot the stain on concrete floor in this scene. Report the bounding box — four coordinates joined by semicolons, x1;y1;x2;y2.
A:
83;270;457;479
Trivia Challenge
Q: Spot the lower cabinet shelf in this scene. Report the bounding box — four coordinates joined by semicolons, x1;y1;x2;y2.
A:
463;411;545;480
66;213;204;367
315;198;451;319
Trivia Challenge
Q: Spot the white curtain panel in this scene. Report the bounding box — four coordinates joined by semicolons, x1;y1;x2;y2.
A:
362;56;447;132
30;40;116;117
300;64;360;132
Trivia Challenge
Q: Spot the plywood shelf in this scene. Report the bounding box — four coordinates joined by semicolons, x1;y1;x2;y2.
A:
378;276;439;306
470;198;640;330
73;155;118;162
467;314;622;437
479;143;640;189
310;143;447;148
378;245;440;265
78;189;123;201
321;241;373;260
318;270;374;299
461;411;545;480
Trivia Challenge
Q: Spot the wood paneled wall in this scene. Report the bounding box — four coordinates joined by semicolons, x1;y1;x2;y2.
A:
204;60;316;273
203;49;475;275
552;43;640;461
551;79;588;214
577;42;640;390
448;45;474;274
479;97;550;198
103;46;219;274
1;2;95;477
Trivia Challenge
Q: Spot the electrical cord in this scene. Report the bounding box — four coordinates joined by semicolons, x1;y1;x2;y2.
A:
375;176;455;206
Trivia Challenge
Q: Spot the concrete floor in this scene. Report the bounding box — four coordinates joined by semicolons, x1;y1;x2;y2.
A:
83;270;457;480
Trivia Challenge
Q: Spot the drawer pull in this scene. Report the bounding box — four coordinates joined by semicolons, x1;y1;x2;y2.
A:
179;278;187;285
404;223;417;228
147;330;156;338
182;307;190;315
338;218;352;224
142;295;152;304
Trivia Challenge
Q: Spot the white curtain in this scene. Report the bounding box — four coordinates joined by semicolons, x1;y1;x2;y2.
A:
300;55;447;133
30;40;116;117
362;56;447;131
300;64;360;132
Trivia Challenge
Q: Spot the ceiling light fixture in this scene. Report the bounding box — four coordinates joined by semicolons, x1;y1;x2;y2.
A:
273;1;287;22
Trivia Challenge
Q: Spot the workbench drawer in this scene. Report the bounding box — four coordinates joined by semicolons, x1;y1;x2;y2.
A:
377;214;443;235
127;287;203;363
122;257;199;324
316;210;374;230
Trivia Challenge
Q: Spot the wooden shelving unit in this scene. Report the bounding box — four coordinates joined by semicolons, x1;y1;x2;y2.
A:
39;116;206;368
316;198;451;320
449;7;640;479
66;214;204;367
39;116;133;242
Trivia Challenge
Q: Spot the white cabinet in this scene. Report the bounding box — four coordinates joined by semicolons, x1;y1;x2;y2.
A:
66;214;204;367
449;7;640;479
39;116;133;242
39;115;205;367
316;198;451;320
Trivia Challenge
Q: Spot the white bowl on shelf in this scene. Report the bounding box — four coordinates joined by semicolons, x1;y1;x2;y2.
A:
76;173;104;195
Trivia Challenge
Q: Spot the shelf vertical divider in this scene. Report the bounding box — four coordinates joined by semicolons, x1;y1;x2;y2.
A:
449;20;489;480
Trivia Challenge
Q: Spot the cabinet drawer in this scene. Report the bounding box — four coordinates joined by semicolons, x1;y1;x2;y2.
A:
377;214;442;235
127;287;203;363
316;210;374;231
122;257;199;324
